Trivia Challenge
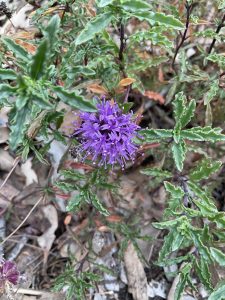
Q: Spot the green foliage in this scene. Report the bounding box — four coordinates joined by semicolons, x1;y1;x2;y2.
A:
141;92;225;171
55;168;112;216
208;283;225;300
53;265;101;300
2;1;225;299
75;12;114;45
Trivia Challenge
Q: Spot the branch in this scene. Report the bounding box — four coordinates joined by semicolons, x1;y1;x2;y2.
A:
118;21;127;78
172;2;194;68
208;13;225;54
118;22;125;62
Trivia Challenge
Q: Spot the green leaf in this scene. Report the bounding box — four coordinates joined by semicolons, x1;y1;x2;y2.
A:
140;168;172;178
9;106;29;150
210;247;225;266
134;11;184;29
172;140;187;171
66;194;83;212
140;128;173;141
32;91;53;109
190;159;222;181
120;0;151;11
55;181;77;193
173;92;186;122
98;0;114;7
44;14;60;51
181;126;225;142
157;255;189;267
60;169;86;180
207;53;225;68
91;195;109;216
173;92;195;128
174;263;192;300
180;99;196;128
68;66;96;77
31;145;49;165
188;181;218;212
2;37;29;61
0;84;17;98
30;39;48;80
128;56;168;72
217;0;225;9
164;182;184;217
164;181;184;198
158;229;184;262
53;86;96;112
153;216;185;229
204;80;219;105
0;68;17;80
208;283;225;300
76;12;113;45
191;230;212;262
194;257;213;291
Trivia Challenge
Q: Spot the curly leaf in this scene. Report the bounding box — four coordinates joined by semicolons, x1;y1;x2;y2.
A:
174;263;192;300
30;39;48;80
208;283;225;300
172;140;187;171
53;86;96;112
210;247;225;266
181;126;225;142
190;159;222;181
76;12;113;45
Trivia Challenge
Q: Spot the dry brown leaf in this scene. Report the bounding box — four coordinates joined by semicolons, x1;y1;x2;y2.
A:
15;39;36;54
0;179;19;207
0;127;9;144
87;84;108;95
21;158;38;186
158;67;165;83
0;149;14;171
106;214;122;223
27;111;48;139
118;78;136;87
97;225;110;232
85;0;96;16
11;31;36;39
64;214;72;225
144;91;165;104
59;110;80;136
0;107;10;126
37;205;58;252
124;242;148;300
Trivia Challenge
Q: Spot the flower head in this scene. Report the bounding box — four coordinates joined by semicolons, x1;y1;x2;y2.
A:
73;100;140;169
0;260;20;290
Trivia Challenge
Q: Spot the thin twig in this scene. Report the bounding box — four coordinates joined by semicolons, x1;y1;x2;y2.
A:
0;195;44;246
124;85;131;103
172;2;194;68
208;13;225;54
118;20;127;78
0;156;20;191
118;21;125;62
7;235;28;261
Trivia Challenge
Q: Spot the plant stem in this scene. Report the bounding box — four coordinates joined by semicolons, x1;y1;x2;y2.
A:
208;13;225;54
172;2;193;69
118;20;127;78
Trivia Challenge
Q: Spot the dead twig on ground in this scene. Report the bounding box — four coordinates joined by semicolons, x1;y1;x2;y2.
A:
1;195;45;246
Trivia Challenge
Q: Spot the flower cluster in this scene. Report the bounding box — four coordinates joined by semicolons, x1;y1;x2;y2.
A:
73;100;140;169
0;260;20;291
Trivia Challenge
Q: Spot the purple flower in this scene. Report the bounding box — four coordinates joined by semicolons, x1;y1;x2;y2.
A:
73;100;140;169
0;260;20;290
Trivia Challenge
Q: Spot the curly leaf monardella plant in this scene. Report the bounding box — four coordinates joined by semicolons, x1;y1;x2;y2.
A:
74;100;140;169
